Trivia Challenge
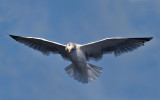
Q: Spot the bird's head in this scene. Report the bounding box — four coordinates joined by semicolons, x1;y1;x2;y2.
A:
65;42;76;53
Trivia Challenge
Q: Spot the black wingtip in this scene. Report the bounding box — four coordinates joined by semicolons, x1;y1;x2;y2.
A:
133;37;153;42
148;37;153;41
9;34;14;38
9;34;18;40
145;37;153;41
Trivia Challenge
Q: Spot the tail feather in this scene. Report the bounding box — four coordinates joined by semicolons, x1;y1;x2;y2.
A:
65;63;103;83
65;64;74;77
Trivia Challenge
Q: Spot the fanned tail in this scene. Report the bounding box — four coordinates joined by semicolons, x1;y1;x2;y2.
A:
65;63;102;83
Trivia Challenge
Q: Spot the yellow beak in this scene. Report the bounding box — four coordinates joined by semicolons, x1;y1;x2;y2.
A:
68;48;71;53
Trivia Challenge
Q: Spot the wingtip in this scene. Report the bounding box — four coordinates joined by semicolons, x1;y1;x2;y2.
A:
9;34;19;40
149;37;153;40
9;34;14;38
147;37;153;41
134;37;153;41
9;34;19;41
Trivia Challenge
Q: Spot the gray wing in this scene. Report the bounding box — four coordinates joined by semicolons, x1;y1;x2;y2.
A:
80;37;153;61
10;35;69;60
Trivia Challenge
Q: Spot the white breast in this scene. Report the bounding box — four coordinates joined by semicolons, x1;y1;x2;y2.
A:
69;48;87;66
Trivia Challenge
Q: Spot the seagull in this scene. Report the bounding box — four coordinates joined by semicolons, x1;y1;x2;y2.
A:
9;35;152;83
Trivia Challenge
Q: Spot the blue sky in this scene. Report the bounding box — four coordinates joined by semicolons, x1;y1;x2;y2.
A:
0;0;160;100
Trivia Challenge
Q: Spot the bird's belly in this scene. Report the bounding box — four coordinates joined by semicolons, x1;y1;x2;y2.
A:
70;50;87;66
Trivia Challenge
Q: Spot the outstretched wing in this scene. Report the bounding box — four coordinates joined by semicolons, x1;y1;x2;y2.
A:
10;35;69;60
80;37;153;61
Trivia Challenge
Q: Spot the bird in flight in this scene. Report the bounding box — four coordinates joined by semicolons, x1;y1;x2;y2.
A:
10;35;152;83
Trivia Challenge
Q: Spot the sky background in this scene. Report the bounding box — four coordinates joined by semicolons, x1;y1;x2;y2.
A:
0;0;160;100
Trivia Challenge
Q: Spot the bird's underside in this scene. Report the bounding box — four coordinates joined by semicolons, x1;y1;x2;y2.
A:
9;35;153;83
